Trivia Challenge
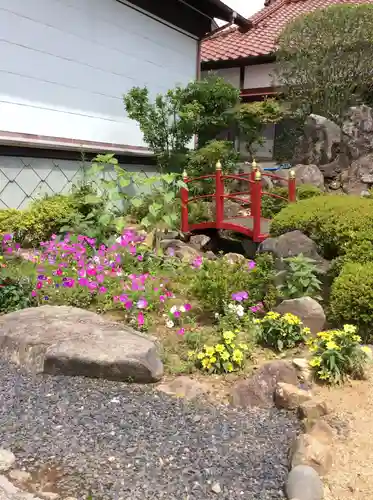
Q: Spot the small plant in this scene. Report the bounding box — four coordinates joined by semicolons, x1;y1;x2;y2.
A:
277;254;322;300
189;330;251;374
256;311;309;351
308;324;371;384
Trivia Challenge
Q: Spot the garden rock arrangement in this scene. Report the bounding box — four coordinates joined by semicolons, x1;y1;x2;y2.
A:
293;105;373;194
0;306;163;383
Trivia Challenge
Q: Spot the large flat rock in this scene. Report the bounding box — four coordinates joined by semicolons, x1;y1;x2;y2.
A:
0;306;163;383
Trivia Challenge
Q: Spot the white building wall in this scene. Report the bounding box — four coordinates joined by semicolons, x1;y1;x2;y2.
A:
244;63;276;89
0;0;198;148
202;68;240;89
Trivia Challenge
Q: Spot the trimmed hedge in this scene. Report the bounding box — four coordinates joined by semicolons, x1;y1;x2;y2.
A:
270;194;373;260
261;184;323;219
329;261;373;341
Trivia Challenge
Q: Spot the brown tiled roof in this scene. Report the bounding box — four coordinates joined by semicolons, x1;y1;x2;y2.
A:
201;0;373;63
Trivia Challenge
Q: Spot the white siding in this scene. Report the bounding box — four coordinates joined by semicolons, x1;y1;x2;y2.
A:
0;0;198;147
202;68;240;89
244;63;276;89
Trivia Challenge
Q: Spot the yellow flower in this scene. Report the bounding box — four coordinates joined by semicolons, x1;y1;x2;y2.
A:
303;327;311;336
232;349;243;364
238;343;249;351
215;344;225;353
283;313;301;325
201;358;210;368
220;350;230;361
353;334;362;343
317;369;330;381
226;362;234;372
361;346;371;356
197;352;204;360
309;356;322;367
343;324;357;335
188;351;195;359
223;331;236;343
265;311;280;320
253;319;261;324
204;345;215;357
210;356;217;363
326;340;339;351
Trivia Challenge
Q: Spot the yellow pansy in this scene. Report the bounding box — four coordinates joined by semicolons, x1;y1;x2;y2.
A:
223;331;236;343
283;313;301;325
201;358;210;368
210;356;217;363
232;349;243;363
265;311;280;320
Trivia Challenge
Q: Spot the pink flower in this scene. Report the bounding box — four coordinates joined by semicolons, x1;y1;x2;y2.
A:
137;298;148;309
137;311;144;327
173;310;181;318
184;303;192;311
124;300;133;310
248;260;256;270
31;290;37;297
99;286;107;294
177;328;185;336
137;255;143;262
36;282;43;289
159;295;166;303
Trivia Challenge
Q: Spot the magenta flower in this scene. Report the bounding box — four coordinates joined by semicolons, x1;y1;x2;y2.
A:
99;286;107;294
124;300;133;310
248;260;256;270
173;310;181;318
177;328;185;336
184;303;192;311
159;295;166;303
192;256;203;269
137;255;143;262
137;311;144;327
231;291;248;302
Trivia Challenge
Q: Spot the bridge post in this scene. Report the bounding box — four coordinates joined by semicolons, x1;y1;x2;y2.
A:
288;169;296;202
181;170;189;233
250;158;258;182
215;160;224;227
252;170;262;242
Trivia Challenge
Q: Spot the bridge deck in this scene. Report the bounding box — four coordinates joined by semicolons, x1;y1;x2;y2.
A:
223;217;270;235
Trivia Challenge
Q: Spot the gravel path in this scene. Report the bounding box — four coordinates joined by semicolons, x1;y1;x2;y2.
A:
0;360;299;500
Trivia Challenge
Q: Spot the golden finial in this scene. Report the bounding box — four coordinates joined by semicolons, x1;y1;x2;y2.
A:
216;160;222;170
182;169;188;179
289;169;295;179
255;170;262;181
252;159;257;170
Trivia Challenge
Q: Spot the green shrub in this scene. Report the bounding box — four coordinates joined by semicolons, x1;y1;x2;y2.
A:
308;324;370;384
277;254;322;300
0;260;36;313
271;195;373;260
329;261;373;340
190;254;275;314
261;184;322;219
0;195;78;247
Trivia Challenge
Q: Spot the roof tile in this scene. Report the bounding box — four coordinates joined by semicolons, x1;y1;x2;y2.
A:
202;0;373;63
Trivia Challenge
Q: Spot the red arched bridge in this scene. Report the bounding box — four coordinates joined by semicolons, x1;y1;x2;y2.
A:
180;161;296;243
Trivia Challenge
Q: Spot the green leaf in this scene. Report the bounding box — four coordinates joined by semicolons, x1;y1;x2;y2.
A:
164;191;176;203
141;216;151;228
84;194;102;204
131;197;143;208
162;174;175;184
119;177;131;188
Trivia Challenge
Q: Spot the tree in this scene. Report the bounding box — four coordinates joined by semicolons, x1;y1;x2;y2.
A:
123;76;240;172
276;4;373;125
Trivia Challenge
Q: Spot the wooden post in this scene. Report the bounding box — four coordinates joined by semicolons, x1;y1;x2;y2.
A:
181;170;189;233
215;160;224;227
250;158;257;182
251;169;262;242
288;169;296;202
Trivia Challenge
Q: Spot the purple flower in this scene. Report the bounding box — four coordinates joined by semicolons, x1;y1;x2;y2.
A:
177;328;185;336
167;247;175;257
184;303;192;311
248;260;256;270
231;291;248;302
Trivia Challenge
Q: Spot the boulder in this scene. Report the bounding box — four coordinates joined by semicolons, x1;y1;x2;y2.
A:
304;420;334;446
342;153;373;194
230;360;298;408
286;465;324;500
298;400;329;421
157;376;209;400
290;433;333;476
223;252;247;265
294;114;342;167
342;104;373;160
275;297;326;336
0;306;163;383
0;449;15;472
274;382;312;410
160;239;200;261
189;234;211;251
293;164;325;190
293;358;313;384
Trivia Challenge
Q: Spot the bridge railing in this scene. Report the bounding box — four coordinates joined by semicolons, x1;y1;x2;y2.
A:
180;160;296;239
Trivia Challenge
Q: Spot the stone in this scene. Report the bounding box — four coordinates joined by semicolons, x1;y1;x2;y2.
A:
342;105;373;160
159;239;200;261
294;114;342;167
290;433;333;476
293;358;313;384
157;376;209;400
0;450;15;472
298;400;328;421
211;482;221;494
223;253;246;265
274;382;312;410
189;234;211;251
275;297;326;336
293;164;325;190
286;465;324;500
0;306;163;383
342;153;373;194
230;360;298;408
0;475;42;499
8;469;32;482
39;493;60;500
258;231;327;271
205;251;217;260
303;420;333;446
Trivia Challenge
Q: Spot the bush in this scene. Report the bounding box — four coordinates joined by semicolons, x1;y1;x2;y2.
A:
0;195;78;247
0;260;36;313
329;261;373;340
277;254;322;300
256;311;309;352
270;195;373;260
190;254;275;314
308;324;370;384
261;184;322;219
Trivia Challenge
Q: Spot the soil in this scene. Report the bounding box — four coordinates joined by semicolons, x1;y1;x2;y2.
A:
315;367;373;500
